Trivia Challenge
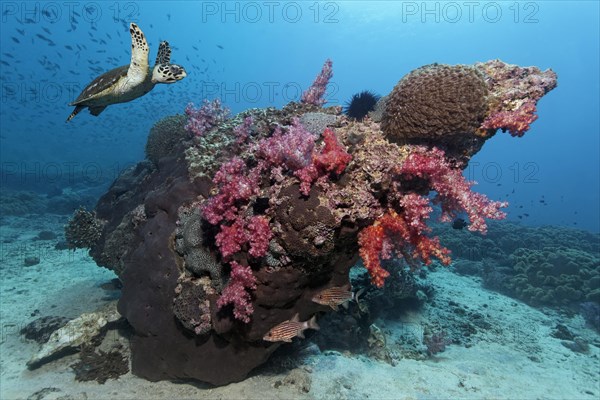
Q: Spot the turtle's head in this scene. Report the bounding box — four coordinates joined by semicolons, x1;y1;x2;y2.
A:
152;63;187;84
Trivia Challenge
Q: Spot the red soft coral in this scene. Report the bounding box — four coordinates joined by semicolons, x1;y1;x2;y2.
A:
358;207;451;288
313;128;352;175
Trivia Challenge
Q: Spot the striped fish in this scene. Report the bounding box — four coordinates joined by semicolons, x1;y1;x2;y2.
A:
263;314;320;343
312;285;363;310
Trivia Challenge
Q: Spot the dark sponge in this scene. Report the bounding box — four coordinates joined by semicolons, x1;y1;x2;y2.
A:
381;64;489;164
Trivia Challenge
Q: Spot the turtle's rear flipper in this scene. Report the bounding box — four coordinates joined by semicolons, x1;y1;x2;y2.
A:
66;105;84;122
89;106;107;116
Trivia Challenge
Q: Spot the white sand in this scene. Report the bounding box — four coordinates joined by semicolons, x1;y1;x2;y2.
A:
1;214;598;399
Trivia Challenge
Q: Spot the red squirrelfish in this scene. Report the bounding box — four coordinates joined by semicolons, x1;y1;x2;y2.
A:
263;314;320;343
312;285;362;310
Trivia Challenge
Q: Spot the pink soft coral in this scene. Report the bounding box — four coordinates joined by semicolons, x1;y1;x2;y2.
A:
216;261;257;323
201;157;261;225
399;146;507;234
480;101;538;137
301;59;333;106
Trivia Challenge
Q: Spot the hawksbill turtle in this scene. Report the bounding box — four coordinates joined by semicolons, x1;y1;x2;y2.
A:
67;23;186;122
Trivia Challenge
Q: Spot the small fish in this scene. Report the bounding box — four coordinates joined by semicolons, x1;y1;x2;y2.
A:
263;314;319;343
312;285;362;310
452;217;468;230
11;36;20;43
216;44;223;49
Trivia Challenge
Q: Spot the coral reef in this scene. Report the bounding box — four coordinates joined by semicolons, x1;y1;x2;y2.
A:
145;114;188;166
508;247;599;305
437;221;600;307
87;59;557;385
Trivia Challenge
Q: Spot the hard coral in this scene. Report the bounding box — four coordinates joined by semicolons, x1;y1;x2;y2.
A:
172;277;213;335
145;114;187;166
381;64;488;146
65;207;105;249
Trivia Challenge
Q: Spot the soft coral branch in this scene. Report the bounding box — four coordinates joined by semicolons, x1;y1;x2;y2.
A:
358;203;451;288
399;146;507;234
216;261;257;323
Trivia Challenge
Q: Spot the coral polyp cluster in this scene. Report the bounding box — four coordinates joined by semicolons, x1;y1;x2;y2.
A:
84;59;557;385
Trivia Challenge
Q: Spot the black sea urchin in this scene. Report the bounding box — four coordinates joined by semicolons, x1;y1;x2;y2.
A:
344;90;381;121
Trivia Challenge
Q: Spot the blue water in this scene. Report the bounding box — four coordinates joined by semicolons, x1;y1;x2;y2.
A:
1;1;597;231
0;3;599;398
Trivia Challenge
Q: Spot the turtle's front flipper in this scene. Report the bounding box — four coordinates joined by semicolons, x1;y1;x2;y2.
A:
89;106;107;116
66;105;85;122
155;41;171;65
127;23;149;82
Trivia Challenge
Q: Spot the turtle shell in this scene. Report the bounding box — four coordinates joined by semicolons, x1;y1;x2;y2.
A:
70;65;129;105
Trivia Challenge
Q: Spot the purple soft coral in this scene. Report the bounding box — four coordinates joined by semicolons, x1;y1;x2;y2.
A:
185;99;230;137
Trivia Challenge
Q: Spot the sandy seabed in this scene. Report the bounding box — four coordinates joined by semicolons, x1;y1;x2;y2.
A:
1;214;598;400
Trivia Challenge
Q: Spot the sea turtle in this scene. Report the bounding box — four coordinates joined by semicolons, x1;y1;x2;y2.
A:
67;23;187;122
